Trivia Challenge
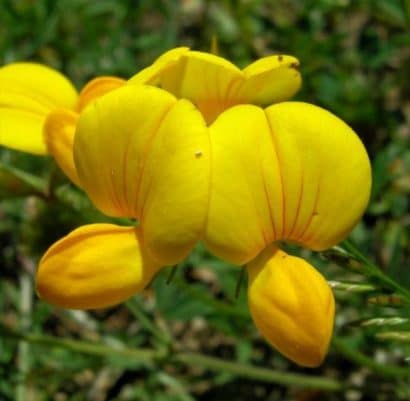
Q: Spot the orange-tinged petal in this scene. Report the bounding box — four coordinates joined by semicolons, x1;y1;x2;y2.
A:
44;109;81;186
247;245;335;367
205;102;371;264
77;76;126;111
74;84;210;265
0;62;78;154
36;224;161;309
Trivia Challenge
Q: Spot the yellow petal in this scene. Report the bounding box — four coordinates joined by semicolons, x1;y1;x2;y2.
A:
77;76;126;111
237;54;301;105
36;224;161;309
44;109;81;187
0;62;78;108
74;85;210;265
0;62;78;154
205;102;371;264
0;104;46;154
247;245;335;367
129;47;190;85
131;50;242;124
130;49;301;124
157;51;242;124
205;105;278;264
74;85;175;217
264;102;372;250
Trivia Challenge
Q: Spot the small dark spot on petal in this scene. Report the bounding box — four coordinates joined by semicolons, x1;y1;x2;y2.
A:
278;55;283;62
195;150;203;158
290;62;300;70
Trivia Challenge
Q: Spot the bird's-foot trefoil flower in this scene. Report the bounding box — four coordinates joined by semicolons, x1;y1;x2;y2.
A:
0;62;125;185
33;48;371;367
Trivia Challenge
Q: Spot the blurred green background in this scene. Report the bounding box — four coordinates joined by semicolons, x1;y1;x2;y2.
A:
0;0;410;400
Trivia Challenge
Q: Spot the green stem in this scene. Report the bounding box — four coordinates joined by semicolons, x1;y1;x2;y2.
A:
125;299;172;345
17;272;33;401
1;325;344;391
166;265;179;285
235;266;246;299
173;352;345;391
402;0;410;28
342;240;410;302
174;278;249;319
333;337;410;378
1;325;157;363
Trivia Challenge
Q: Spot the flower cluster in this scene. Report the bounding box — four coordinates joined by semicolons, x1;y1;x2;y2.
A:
0;47;371;367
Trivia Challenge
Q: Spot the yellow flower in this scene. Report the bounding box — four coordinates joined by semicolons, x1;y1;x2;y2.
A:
34;48;371;367
0;62;125;186
37;85;208;309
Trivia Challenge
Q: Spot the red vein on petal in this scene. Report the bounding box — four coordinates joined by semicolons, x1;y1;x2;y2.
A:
288;169;304;238
134;104;173;219
265;113;286;239
297;183;321;243
121;126;132;215
94;101;122;214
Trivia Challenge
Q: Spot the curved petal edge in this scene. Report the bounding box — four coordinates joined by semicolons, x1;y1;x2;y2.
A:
36;224;162;309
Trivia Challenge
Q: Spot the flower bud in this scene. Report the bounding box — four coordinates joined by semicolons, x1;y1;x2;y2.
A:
247;245;335;367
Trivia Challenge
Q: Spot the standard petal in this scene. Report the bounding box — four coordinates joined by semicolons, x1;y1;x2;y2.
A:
236;54;301;105
44;109;81;186
247;245;335;367
36;224;161;309
77;76;126;111
75;85;210;265
129;47;190;85
0;62;78;154
131;49;301;124
205;102;371;264
132;50;243;124
158;51;242;124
